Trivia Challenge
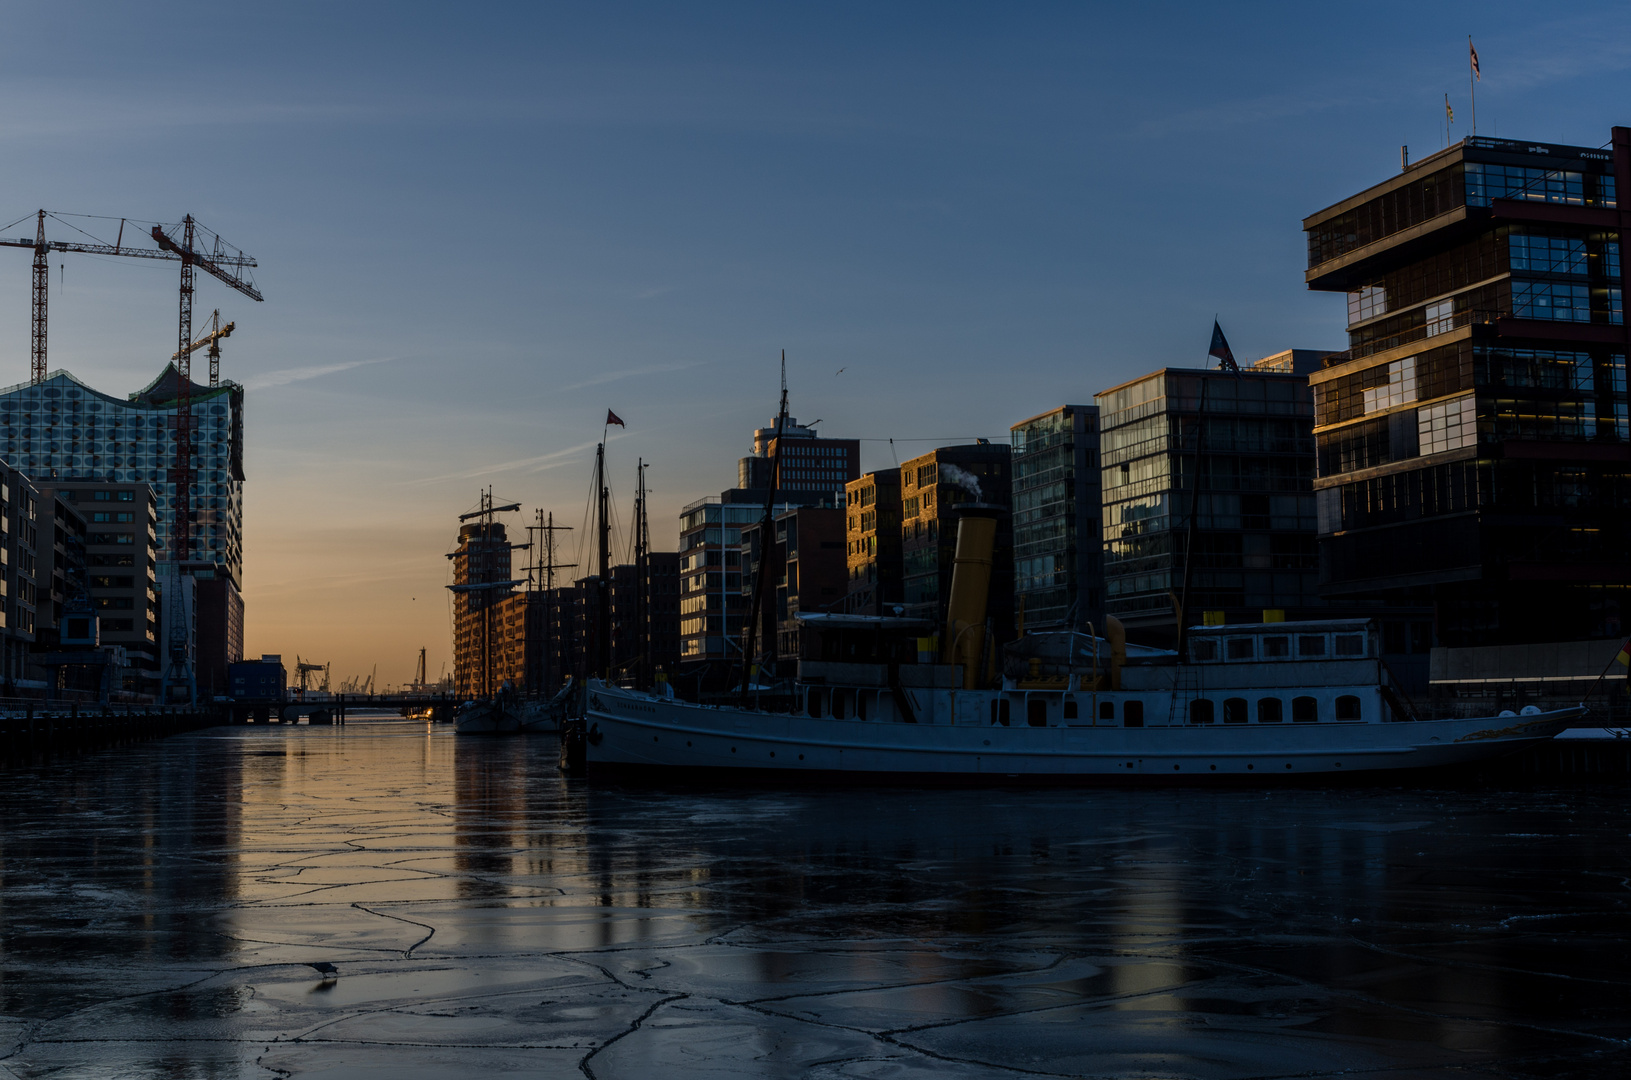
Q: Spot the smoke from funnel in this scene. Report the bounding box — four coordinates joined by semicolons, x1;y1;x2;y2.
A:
939;463;982;501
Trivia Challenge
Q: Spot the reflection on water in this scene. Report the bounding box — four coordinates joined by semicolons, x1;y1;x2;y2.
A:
0;721;1626;1078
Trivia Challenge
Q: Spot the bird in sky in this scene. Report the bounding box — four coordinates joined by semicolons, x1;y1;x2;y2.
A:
307;962;339;978
836;367;846;375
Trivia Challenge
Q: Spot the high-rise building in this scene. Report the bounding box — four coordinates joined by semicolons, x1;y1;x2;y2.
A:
0;368;245;580
899;444;1014;642
641;551;683;678
449;521;518;698
1097;362;1321;645
1010;404;1102;633
1303;130;1630;646
1;461;42;687
843;468;903;615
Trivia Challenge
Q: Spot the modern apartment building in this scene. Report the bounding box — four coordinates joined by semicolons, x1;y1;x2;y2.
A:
449;520;519;698
48;482;162;679
1;462;41;687
898;444;1014;642
1096;362;1321;645
1304;129;1630;646
741;506;847;662
642;551;682;678
1010;404;1103;633
843;468;903;615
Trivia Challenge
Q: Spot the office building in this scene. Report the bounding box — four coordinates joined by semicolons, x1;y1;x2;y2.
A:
737;416;861;497
1;462;41;688
899;444;1014;642
1303;129;1630;646
843;468;904;615
1010;404;1103;632
1097;362;1321;645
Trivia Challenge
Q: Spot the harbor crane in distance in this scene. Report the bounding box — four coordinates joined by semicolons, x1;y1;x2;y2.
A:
294;657;329;696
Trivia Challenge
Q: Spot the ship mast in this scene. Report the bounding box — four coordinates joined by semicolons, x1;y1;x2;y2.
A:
596;442;612;680
741;352;789;706
634;459;649;689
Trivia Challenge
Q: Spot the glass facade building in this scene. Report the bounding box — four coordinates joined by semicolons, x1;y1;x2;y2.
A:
1097;367;1319;644
1304;130;1631;646
0;366;245;585
1009;404;1102;632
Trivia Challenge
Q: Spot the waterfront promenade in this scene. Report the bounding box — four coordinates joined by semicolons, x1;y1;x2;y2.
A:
0;720;1626;1078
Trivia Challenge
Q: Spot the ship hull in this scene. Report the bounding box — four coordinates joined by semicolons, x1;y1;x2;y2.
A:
581;682;1583;780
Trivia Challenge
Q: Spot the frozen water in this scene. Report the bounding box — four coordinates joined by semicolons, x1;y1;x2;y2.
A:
0;721;1626;1078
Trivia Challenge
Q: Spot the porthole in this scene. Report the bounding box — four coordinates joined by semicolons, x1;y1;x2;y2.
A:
1284;762;1292;769
731;747;737;753
1209;764;1216;771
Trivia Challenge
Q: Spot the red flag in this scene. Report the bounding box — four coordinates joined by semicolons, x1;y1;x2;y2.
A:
606;410;625;428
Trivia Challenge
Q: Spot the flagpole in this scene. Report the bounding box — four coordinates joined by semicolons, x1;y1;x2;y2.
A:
1469;36;1476;136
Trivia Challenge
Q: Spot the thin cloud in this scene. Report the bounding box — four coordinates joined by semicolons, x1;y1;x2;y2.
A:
559;359;710;393
410;437;608;485
243;355;396;390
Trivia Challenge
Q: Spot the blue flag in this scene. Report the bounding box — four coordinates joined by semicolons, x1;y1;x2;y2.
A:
1208;320;1239;372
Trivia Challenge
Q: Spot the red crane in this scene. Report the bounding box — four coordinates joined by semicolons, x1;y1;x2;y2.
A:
0;209;262;564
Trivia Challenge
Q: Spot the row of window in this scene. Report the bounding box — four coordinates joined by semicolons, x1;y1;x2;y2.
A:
1191;632;1366;662
802;690;1361;726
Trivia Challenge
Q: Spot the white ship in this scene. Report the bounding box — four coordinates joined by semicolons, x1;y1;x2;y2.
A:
569;509;1586;780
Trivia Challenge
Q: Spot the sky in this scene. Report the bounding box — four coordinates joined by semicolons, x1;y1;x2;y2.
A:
0;1;1627;689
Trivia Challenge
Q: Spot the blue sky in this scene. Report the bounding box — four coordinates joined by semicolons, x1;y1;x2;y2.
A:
0;2;1626;683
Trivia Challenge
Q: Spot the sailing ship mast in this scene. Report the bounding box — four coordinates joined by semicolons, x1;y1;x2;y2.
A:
741;352;789;706
634;459;649;689
595;442;612;680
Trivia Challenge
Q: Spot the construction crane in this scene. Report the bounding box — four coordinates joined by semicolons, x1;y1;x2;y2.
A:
173;309;234;387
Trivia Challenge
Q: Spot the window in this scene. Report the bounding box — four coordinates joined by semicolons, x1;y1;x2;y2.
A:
1262;636;1289;658
1223;698;1248;724
1189;699;1215;724
1258;698;1283;723
1336;695;1362;721
1512;280;1593;323
1063;698;1079;720
807;688;823;717
1192;639;1218;661
1334;634;1365;656
1123;700;1143;727
832;691;848;721
1509;233;1588;275
116;490;134;502
1298;635;1327;657
1292;696;1319;722
1099;700;1115;721
1226;638;1254;660
856;693;868;721
1363;356;1417;413
1027;698;1048;727
1419;395;1477;455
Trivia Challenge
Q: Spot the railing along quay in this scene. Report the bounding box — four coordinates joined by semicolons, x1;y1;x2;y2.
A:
0;703;218;758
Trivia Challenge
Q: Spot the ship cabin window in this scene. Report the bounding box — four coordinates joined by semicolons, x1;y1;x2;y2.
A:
856;692;868;721
1063;697;1079;720
1334;634;1366;657
1258;697;1283;723
990;697;1012;726
1336;694;1362;721
1292;695;1319;722
1226;638;1254;660
807;689;824;718
1027;697;1048;727
1223;697;1248;724
1189;699;1215;724
1099;700;1115;721
832;691;848;721
1262;636;1290;658
1298;635;1327;657
1124;701;1144;727
1192;639;1218;661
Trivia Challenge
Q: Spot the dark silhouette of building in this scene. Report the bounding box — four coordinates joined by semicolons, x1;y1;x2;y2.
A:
1097;362;1322;647
1010;404;1103;633
1304;129;1630;647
